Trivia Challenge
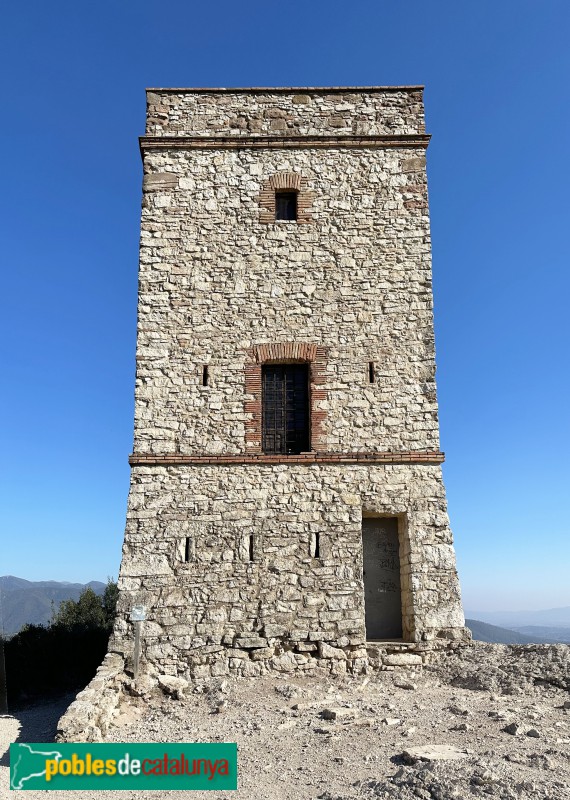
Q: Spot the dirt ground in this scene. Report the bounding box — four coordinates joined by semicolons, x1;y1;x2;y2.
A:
2;644;569;799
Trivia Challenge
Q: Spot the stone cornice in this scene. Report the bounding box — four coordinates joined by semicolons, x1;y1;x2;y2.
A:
146;86;424;94
129;451;445;466
139;134;431;155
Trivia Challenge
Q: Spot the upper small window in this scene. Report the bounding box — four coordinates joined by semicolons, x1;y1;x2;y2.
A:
275;191;297;221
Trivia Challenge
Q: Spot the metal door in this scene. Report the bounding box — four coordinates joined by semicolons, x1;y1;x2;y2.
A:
362;518;403;639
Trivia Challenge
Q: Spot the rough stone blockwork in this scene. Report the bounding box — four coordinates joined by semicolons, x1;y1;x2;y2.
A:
143;87;427;138
59;87;469;740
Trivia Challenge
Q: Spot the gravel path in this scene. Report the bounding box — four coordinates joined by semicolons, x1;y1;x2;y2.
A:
2;646;569;799
0;714;19;780
1;696;73;796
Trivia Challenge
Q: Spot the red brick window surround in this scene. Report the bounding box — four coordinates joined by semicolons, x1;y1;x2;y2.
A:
244;342;327;453
258;172;315;224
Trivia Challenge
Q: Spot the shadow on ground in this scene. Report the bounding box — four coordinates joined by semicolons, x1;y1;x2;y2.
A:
0;695;72;767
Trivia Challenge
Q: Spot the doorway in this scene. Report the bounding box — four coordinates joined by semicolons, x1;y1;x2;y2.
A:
362;517;403;639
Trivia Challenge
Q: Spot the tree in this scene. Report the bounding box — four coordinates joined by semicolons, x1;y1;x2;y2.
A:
6;579;119;706
102;578;119;629
51;579;118;632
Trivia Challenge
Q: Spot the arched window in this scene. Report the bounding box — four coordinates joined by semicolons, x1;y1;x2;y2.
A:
258;172;315;224
244;342;328;455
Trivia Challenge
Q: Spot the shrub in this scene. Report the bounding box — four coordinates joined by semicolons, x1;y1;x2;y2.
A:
4;579;117;707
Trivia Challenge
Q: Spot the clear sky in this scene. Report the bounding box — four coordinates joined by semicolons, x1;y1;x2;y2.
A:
1;1;568;612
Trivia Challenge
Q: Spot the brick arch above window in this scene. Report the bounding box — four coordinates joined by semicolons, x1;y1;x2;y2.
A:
258;172;315;224
268;172;302;192
253;342;317;363
244;342;328;453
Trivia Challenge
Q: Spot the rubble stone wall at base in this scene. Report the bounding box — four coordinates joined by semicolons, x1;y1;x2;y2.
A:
109;463;466;683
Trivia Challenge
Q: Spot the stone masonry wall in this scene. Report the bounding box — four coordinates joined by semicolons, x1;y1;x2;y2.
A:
136;144;436;455
111;463;465;680
110;87;467;682
145;87;426;138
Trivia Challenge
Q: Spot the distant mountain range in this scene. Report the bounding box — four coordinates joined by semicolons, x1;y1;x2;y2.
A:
466;606;570;628
465;619;564;645
0;576;105;636
508;625;570;643
465;606;570;645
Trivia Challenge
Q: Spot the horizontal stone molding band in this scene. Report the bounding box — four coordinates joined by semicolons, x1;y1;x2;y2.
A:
128;451;445;466
146;85;425;94
139;134;431;154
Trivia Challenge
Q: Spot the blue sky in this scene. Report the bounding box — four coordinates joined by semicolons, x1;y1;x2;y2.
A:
1;1;568;612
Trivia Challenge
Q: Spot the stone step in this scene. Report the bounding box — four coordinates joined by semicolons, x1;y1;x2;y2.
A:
366;642;424;667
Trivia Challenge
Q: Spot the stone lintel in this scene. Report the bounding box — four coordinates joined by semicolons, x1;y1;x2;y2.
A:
128;451;445;467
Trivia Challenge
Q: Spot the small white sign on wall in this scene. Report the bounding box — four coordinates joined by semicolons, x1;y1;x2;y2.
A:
130;605;147;622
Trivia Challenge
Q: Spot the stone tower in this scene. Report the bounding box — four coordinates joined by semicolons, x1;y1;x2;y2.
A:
115;86;468;680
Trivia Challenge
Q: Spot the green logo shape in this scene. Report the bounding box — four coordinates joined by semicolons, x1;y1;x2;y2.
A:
10;742;237;790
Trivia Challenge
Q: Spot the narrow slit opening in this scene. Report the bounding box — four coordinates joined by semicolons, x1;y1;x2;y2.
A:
310;532;321;559
184;537;191;562
248;534;254;563
202;365;209;386
368;361;375;383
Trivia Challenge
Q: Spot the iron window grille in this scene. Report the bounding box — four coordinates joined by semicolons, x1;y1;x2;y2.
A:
262;364;310;454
